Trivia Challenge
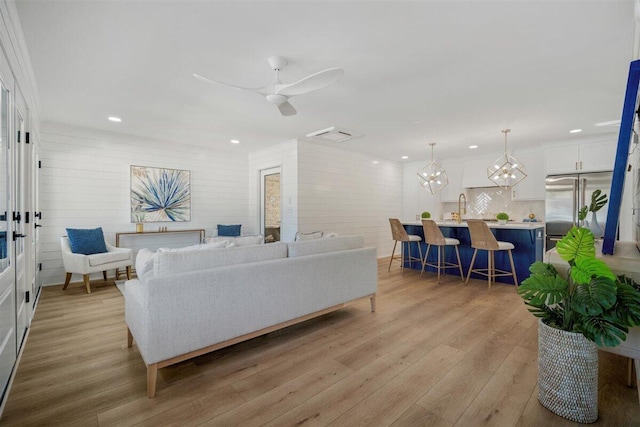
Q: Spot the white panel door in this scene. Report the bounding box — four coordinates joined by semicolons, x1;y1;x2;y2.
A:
13;90;27;349
0;82;16;400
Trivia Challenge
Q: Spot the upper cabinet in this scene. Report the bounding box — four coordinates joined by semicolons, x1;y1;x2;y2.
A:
440;160;463;202
511;149;545;200
462;155;495;188
545;140;617;175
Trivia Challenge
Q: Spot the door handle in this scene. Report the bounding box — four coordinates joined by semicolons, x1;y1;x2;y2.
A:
12;232;25;241
34;224;41;228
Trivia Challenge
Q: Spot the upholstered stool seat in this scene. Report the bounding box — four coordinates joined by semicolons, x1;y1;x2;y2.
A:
465;219;518;289
420;219;464;283
388;218;423;275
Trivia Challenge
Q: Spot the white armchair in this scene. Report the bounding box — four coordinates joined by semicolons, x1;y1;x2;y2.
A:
61;236;133;293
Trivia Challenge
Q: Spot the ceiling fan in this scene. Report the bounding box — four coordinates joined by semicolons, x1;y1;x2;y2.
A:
193;56;344;117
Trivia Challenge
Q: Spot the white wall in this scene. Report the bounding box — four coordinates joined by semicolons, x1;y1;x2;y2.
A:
39;122;249;285
248;139;298;243
402;161;443;221
296;141;403;257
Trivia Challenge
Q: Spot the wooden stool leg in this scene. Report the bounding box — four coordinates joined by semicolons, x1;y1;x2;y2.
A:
63;272;72;290
102;271;108;281
147;364;158;398
400;242;405;276
421;244;431;277
487;251;493;290
507;249;518;286
454;245;464;281
83;274;91;294
465;249;478;285
388;241;398;272
126;265;132;280
436;245;442;283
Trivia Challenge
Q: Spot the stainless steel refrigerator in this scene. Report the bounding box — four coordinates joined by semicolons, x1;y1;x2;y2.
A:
545;171;613;249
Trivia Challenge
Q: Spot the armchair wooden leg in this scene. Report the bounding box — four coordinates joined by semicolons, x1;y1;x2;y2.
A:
127;327;133;348
370;294;376;312
147;363;158;398
126;265;132;280
63;272;72;290
103;271;108;281
83;274;91;294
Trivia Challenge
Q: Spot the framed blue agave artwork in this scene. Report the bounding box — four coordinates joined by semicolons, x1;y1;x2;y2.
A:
131;165;191;222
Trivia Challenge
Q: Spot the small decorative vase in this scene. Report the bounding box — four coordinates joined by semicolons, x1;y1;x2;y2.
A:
498;219;507;225
588;211;603;239
136;223;144;233
537;319;598;423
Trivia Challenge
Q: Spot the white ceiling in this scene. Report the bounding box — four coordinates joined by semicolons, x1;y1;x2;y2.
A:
15;0;637;162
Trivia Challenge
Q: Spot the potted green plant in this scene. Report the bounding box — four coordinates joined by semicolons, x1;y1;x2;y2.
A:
518;226;640;423
496;212;509;225
421;211;431;219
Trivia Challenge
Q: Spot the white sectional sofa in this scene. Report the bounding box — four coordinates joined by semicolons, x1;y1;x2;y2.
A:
124;236;377;397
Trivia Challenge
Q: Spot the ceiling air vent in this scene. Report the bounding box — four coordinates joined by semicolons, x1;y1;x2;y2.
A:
306;126;361;142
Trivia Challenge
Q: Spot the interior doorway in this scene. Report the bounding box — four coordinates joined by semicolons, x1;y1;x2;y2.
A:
260;167;281;243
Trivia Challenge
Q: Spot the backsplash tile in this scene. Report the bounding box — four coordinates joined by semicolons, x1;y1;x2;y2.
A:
442;187;545;222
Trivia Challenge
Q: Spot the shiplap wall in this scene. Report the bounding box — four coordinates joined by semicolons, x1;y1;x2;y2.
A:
248;139;298;243
39;123;249;286
296;141;403;257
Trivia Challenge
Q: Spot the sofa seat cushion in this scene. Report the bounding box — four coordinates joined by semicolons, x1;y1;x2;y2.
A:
152;241;288;279
287;236;364;258
88;250;130;267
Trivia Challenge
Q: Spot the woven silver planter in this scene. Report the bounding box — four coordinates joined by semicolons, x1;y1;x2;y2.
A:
538;319;598;423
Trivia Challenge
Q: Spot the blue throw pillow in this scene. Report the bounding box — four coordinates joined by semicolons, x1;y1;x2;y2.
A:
66;227;108;255
217;224;241;237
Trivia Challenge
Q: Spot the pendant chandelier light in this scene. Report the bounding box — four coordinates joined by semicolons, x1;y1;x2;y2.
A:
487;129;527;189
417;142;448;194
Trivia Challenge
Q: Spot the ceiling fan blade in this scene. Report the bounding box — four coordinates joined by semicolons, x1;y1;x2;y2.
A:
277;101;297;116
276;68;344;97
193;73;266;93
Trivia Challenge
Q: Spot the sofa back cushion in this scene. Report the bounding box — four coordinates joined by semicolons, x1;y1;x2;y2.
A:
151;241;288;279
287;235;364;258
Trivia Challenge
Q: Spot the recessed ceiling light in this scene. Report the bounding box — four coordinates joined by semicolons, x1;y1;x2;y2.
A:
469;145;478;149
595;120;621;127
230;139;240;144
401;156;409;160
569;129;582;133
108;116;122;122
372;160;379;164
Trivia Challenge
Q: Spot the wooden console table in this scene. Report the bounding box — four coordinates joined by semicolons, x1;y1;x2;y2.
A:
115;229;206;279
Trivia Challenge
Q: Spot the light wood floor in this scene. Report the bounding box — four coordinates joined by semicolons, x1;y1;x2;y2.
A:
2;259;639;426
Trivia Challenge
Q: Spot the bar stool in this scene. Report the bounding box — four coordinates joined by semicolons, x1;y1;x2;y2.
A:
421;219;464;283
465;219;518;289
388;218;423;275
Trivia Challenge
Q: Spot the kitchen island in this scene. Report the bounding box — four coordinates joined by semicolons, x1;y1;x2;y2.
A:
402;221;545;285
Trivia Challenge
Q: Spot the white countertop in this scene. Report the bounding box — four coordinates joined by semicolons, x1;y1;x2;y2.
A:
402;220;545;230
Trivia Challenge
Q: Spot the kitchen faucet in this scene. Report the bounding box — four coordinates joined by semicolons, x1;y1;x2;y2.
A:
457;193;467;224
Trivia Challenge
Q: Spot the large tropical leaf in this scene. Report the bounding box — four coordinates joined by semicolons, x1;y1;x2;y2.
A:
589;189;608;212
570;257;616;284
571;277;617;316
579;316;628;347
518;273;568;307
555;227;595;263
528;261;558;277
612;282;640;326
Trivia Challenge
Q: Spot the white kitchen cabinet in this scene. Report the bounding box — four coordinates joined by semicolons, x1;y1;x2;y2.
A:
440;161;463;202
545;140;616;175
511;149;545;200
462;155;496;188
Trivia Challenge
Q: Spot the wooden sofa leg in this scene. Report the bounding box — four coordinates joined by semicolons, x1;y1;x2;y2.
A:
127;327;133;348
83;274;91;294
103;271;108;281
370;294;376;312
63;272;72;290
126;265;132;280
147;364;158;398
